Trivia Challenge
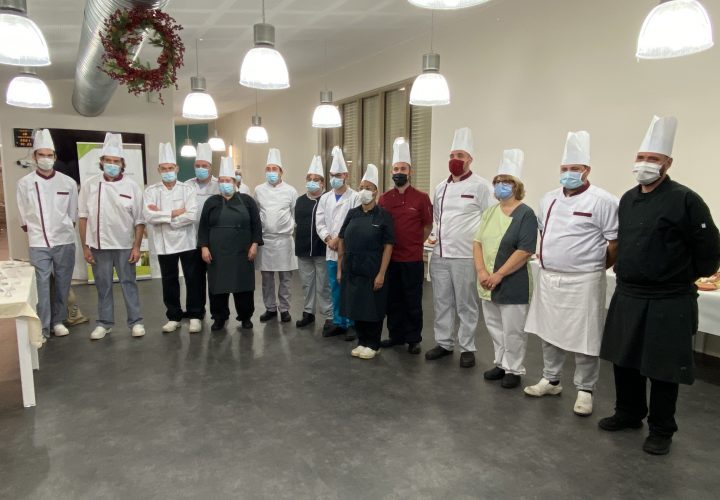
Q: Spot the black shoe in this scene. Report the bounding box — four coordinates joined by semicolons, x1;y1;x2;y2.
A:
211;319;226;331
322;319;334;333
408;343;421;355
295;313;315;328
259;310;277;322
323;325;346;338
241;320;253;329
501;373;521;388
280;311;291;323
344;328;357;342
425;345;453;360
643;435;672;455
380;338;404;348
459;352;476;368
483;366;506;380
598;414;644;432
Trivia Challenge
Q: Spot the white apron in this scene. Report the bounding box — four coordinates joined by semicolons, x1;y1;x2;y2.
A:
525;268;606;356
256;233;298;272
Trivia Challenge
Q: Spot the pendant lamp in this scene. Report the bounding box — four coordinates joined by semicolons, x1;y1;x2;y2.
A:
246;91;269;143
409;11;450;106
180;125;197;157
240;0;289;89
6;68;52;108
408;0;491;9
0;0;50;66
637;0;713;59
182;39;218;119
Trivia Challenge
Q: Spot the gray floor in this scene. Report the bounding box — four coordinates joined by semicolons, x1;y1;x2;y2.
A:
2;275;720;500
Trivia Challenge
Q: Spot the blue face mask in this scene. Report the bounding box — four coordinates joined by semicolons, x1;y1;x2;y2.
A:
494;182;514;200
330;177;344;190
194;167;209;180
219;182;235;195
266;171;279;184
103;163;121;178
306;180;321;193
161;171;177;183
235;174;242;183
560;171;584;189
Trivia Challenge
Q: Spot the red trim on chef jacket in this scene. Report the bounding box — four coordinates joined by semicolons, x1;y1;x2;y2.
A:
96;183;103;250
539;199;557;270
446;170;473;183
438;170;473;257
35;170;56;180
34;182;50;247
563;181;590;197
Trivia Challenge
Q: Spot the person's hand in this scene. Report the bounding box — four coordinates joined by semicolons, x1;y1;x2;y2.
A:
147;204;160;212
128;246;140;264
247;244;257;262
83;245;95;265
336;268;342;283
373;273;385;291
328;237;339;251
202;247;212;264
485;272;503;290
171;208;186;218
477;268;491;289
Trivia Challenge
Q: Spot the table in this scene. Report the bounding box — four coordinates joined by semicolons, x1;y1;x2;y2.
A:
0;261;43;407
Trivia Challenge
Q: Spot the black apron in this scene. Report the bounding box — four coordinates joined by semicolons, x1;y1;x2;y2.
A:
340;212;389;322
207;200;255;294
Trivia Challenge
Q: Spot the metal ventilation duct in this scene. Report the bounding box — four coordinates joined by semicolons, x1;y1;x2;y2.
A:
72;0;169;117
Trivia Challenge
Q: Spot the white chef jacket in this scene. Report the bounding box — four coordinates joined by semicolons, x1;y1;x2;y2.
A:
315;188;360;261
78;173;144;250
17;170;78;248
237;184;251;195
538;184;619;273
143;181;198;255
432;171;493;259
186;176;219;233
254;181;299;271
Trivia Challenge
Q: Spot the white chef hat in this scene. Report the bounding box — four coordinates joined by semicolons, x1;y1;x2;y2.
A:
392;137;412;166
266;148;283;168
561;131;590;166
32;129;54;152
361;164;379;188
330;145;348;174
101;132;125;158
497;149;524;179
450;127;474;157
639;115;677;157
307;155;324;177
158;142;176;165
196;143;212;163
219;156;235;178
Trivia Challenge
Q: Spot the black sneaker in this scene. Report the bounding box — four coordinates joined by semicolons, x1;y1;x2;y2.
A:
295;312;315;328
459;352;476;368
598;414;644;432
425;345;453;360
280;311;291;323
501;373;521;388
483;366;506;380
211;319;226;331
321;319;334;333
643;435;672;455
241;320;253;329
344;328;357;341
323;325;346;338
407;343;421;355
259;310;277;322
380;338;404;348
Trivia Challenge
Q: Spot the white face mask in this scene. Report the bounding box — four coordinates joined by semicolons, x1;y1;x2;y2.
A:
359;189;375;205
36;157;54;171
633;161;662;185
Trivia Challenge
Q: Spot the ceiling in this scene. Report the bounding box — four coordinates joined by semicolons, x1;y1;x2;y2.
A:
0;0;487;119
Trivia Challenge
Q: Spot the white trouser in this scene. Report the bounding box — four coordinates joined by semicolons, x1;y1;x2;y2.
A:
542;341;600;391
429;256;479;352
297;256;333;319
482;301;529;375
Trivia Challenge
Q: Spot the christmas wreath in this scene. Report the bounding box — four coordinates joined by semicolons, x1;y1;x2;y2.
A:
99;7;184;104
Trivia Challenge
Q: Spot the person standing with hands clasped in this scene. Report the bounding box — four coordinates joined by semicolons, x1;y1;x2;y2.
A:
337;164;394;360
473;149;537;389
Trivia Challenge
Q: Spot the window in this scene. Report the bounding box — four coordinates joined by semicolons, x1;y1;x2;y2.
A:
322;80;432;193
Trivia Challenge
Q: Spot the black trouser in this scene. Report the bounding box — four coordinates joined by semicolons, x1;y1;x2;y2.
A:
386;261;424;344
613;364;679;437
356;320;383;351
209;291;254;321
158;250;205;321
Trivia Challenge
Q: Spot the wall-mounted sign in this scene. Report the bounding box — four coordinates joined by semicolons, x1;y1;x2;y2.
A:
14;128;34;148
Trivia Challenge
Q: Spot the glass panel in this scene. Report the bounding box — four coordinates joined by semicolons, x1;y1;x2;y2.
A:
383;88;408;191
410;104;432;193
342;101;359;188
362;95;381;188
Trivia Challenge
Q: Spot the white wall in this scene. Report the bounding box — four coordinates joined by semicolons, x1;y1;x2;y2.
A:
0;78;175;261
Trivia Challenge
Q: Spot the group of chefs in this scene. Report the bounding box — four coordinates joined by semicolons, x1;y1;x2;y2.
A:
16;113;720;456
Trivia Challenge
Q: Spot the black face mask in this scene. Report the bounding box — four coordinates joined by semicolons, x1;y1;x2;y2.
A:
392;173;409;187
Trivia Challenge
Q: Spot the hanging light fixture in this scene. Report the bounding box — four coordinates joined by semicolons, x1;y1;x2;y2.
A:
312;91;342;128
240;0;289;89
409;11;450;106
408;0;491;9
0;0;51;66
208;125;226;151
637;0;713;59
246;91;269;143
6;68;52;108
182;39;218;119
180;125;197;157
